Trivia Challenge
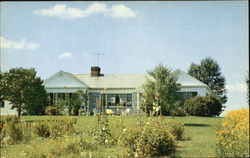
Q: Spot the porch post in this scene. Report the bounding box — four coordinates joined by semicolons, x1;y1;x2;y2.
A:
137;92;140;115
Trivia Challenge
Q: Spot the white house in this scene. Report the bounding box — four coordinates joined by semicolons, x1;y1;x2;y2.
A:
0;66;211;115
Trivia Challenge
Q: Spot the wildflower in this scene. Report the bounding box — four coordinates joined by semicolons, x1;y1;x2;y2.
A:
105;139;108;144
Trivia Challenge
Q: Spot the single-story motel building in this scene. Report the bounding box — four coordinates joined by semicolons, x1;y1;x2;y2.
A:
0;66;211;115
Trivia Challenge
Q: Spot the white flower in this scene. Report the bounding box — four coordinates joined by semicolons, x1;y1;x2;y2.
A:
105;139;108;144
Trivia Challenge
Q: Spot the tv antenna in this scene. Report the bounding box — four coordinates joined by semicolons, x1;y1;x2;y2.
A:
92;53;104;66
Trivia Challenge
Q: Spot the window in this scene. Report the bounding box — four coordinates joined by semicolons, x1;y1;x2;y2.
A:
0;98;4;108
107;93;132;107
177;91;198;101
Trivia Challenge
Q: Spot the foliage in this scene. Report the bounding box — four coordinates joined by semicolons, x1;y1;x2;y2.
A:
184;96;222;116
171;108;187;116
1;116;222;157
0;115;19;123
68;90;88;115
188;57;227;104
0;68;48;118
142;64;181;115
118;120;178;157
1;120;31;145
49;117;77;138
170;101;187;116
32;117;77;138
45;106;62;115
88;115;116;146
6;136;87;158
32;121;50;137
216;108;249;157
167;120;186;141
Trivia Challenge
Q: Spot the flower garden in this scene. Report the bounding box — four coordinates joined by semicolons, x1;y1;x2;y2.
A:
0;108;249;157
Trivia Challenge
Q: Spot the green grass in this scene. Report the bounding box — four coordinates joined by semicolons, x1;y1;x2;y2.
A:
1;115;222;157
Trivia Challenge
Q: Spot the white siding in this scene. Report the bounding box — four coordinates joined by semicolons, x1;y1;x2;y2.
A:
44;72;87;89
46;88;87;93
0;101;17;115
178;87;208;96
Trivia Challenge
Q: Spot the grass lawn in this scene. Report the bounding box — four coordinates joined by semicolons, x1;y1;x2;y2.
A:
1;115;222;157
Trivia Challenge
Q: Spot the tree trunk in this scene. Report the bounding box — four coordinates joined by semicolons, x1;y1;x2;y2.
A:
17;106;21;120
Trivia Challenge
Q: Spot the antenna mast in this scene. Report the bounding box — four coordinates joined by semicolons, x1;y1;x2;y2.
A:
93;53;104;66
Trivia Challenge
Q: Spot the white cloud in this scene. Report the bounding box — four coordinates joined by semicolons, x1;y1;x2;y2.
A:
58;52;74;59
109;4;136;18
33;3;136;19
226;82;247;93
0;36;39;49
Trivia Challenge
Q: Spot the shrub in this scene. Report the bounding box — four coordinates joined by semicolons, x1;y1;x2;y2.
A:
167;120;185;141
118;121;177;157
171;108;187;116
49;117;77;138
88;115;116;146
1;120;31;145
216;108;249;157
7;136;84;158
32;117;77;138
45;106;62;115
32;121;50;137
184;96;222;116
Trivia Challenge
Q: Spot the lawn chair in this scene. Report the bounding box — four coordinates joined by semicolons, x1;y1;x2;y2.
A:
106;109;115;115
121;108;130;116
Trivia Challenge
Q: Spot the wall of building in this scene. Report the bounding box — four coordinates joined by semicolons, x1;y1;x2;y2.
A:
0;101;17;115
179;87;209;96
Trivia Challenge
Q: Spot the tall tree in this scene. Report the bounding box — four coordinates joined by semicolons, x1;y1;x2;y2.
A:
188;57;227;104
142;64;181;115
0;68;48;118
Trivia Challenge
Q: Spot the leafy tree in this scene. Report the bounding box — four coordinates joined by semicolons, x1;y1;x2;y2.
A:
188;57;227;104
142;64;181;115
68;90;88;115
184;96;223;117
0;68;48;118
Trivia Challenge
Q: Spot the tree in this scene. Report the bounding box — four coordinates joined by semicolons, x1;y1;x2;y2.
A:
188;57;227;104
0;68;48;118
184;96;223;117
68;90;88;115
142;64;181;115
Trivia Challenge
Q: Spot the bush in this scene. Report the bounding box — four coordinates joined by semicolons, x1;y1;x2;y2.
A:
49;117;77;138
184;96;222;116
216;108;249;157
167;120;185;141
171;108;187;116
88;115;116;146
0;115;19;132
1;120;30;145
7;136;84;158
118;121;177;157
32;121;50;137
45;106;62;115
32;117;77;138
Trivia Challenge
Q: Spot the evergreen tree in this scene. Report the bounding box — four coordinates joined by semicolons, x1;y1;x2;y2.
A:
188;57;227;104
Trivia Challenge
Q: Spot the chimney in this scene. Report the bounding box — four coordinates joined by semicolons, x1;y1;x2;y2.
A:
91;66;101;77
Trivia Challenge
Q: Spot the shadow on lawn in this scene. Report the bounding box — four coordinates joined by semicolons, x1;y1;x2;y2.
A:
184;123;210;127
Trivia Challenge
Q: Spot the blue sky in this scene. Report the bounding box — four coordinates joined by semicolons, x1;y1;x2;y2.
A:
0;1;248;113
